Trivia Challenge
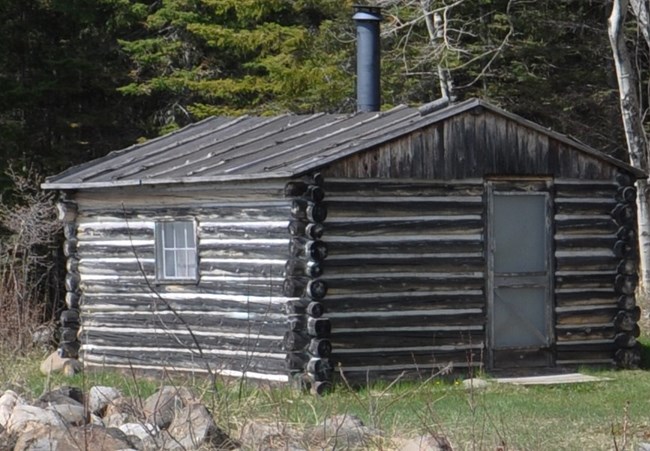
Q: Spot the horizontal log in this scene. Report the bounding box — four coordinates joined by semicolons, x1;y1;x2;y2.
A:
306;358;332;381
81;205;291;221
615;274;638;295
59;327;79;343
324;255;484;273
289;239;328;261
323;216;483;236
617;259;637;275
555;272;615;289
64;239;78;257
611;203;636;225
613;240;635;259
306;302;325;318
326;199;483;217
554;236;616;249
61;309;80;326
554;255;618;272
288;221;324;240
615;173;634;187
331;330;483;349
554;182;617;198
331;312;484;330
199;224;289;240
82;347;288;374
57;201;78;222
615;346;641;369
283;331;309;351
556;326;615;342
555;289;617;306
307;318;331;338
82;293;286;314
556;307;618;326
285;259;323;278
323;274;484;295
322;180;483;197
287;316;305;332
614;311;638;332
325;239;483;256
616;225;635;241
331;349;481;369
555;350;615;363
291;199;327;223
554;215;617;234
285;352;309;370
59;342;80;358
614;333;637;348
80;286;292;304
308;339;332;358
284;182;325;202
66;292;80;309
84;328;283;352
326;291;485;312
617;295;636;310
282;278;327;300
555;201;616;216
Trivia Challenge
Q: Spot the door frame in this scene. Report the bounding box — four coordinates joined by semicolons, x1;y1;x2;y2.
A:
486;178;555;369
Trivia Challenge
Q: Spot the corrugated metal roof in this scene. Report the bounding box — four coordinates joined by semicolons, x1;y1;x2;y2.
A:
43;98;644;189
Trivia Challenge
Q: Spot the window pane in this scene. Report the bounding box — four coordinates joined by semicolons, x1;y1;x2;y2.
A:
163;222;176;249
164;250;176;278
175;223;187;248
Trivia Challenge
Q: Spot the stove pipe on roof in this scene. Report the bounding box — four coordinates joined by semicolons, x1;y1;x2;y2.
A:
353;5;382;113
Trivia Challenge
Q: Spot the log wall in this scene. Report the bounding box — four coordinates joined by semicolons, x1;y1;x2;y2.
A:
71;181;294;382
321;178;486;381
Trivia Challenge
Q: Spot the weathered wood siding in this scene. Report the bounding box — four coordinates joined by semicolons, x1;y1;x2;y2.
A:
323;110;620;181
553;180;620;366
70;181;294;382
321;178;485;380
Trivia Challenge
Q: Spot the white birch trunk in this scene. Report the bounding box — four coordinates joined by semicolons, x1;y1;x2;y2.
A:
609;0;650;297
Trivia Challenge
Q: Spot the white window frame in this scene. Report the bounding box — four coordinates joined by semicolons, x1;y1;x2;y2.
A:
155;220;198;282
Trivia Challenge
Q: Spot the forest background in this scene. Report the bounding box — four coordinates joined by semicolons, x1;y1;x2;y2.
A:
0;0;646;339
0;0;636;183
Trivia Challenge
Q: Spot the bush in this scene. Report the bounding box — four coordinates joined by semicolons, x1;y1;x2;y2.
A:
0;165;63;352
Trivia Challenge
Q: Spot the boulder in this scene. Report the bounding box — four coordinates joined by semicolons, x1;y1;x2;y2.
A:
39;351;72;375
164;403;235;450
88;386;122;415
462;378;489;390
304;414;380;449
240;420;301;450
119;422;159;441
6;405;66;434
46;403;86;426
62;359;83;377
143;386;197;429
0;390;25;428
14;424;137;451
398;434;454;451
38;386;83;405
104;396;142;424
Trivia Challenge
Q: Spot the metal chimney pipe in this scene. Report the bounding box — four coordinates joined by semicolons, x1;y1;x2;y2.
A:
353;5;382;113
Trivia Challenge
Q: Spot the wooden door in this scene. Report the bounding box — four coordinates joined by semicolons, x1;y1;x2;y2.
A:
487;182;553;368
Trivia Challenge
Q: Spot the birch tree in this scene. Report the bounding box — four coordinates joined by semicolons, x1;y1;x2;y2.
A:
609;0;650;296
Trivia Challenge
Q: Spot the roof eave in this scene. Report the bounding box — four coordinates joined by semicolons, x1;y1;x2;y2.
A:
40;171;295;191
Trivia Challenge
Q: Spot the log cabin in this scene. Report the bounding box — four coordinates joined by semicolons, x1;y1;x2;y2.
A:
43;7;644;391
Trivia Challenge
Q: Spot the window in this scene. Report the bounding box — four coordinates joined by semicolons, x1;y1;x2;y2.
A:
155;220;198;282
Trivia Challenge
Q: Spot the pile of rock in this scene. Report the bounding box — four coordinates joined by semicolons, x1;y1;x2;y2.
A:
0;385;236;451
0;384;453;450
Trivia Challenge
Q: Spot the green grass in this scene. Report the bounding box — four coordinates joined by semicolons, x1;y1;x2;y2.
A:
3;349;650;450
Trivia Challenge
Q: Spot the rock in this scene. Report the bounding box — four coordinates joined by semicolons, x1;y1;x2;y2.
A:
38;386;84;405
143;386;197;429
0;390;25;428
165;403;235;450
398;434;454;451
39;351;72;375
62;359;83;377
104;396;142;424
105;412;130;428
119;422;159;441
305;414;380;449
88;385;122;415
638;444;650;451
462;378;489;390
240;420;300;450
46;402;86;426
6;404;66;434
14;424;136;451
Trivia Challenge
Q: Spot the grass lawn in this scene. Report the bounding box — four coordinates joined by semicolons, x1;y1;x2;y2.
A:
3;349;650;450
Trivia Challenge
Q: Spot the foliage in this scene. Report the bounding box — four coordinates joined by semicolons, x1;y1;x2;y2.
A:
117;0;355;134
0;165;62;352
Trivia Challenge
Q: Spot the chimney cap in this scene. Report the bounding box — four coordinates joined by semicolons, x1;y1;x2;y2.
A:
353;5;382;21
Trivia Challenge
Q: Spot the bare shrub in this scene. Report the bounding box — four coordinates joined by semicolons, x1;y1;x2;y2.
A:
0;165;63;352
